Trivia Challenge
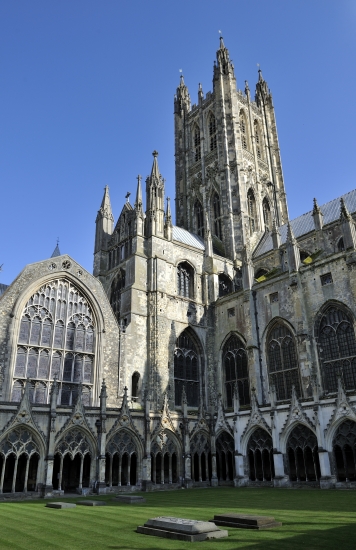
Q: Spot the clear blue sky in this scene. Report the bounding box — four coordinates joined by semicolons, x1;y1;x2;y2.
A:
1;0;355;284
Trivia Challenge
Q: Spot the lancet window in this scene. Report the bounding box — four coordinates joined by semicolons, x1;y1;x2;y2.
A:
12;280;95;406
213;193;222;240
174;331;200;407
177;262;194;299
262;198;271;230
194;200;204;238
223;335;250;408
267;323;300;401
193;126;201;162
247;189;257;234
316;306;356;393
254;120;263;159
240;111;248;150
209;114;217;151
110;269;125;322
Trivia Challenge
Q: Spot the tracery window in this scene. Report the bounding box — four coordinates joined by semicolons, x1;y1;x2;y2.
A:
262;198;271;230
194;126;201;162
12;279;95;406
213;193;222;240
174;331;200;407
150;431;178;484
190;432;212;482
216;432;234;482
247;428;274;481
267;323;300;401
287;425;320;482
0;428;40;493
333;420;356;481
106;431;139;486
316;306;356;393
247;189;257;234
110;269;125;322
223;335;250;407
240;111;248;150
177;262;194;299
254;120;263;159
209;114;217;151
194;200;204;238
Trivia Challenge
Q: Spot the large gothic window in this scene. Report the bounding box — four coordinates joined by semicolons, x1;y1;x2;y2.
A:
267;323;300;401
194;126;201;162
174;331;200;407
213;193;222;240
177;262;194;299
110;269;125;322
316;306;356;393
194;200;204;238
247;189;257;234
223;335;250;407
209;114;217;151
13;279;95;406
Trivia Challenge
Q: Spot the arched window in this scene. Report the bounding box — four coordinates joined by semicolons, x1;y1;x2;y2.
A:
223;335;250;407
174;331;200;407
333;420;356;481
209;114;217;151
194;201;204;238
213;193;222;240
240;111;249;150
267;323;300;401
247;428;274;481
12;279;95;406
254;120;263;159
218;274;233;297
286;425;320;482
177;262;194;299
247;189;257;234
132;372;140;401
316;306;356;393
338;238;345;252
215;432;234;482
193;126;201;162
262;198;271;230
110;269;125;322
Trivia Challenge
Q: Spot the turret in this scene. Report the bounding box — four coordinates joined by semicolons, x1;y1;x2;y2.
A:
145;151;165;238
214;36;235;81
312;198;324;230
94;186;114;276
286;223;301;272
340;197;356;250
164;197;173;241
134;175;144;237
174;74;191;114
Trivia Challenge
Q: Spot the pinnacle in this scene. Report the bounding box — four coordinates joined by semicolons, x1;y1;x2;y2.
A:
51;240;61;258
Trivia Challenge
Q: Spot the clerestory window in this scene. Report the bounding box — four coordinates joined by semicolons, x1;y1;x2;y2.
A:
177;262;194;299
223;335;250;407
174;331;200;407
267;323;300;401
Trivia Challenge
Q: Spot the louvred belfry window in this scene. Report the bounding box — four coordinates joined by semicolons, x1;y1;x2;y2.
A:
13;279;95;406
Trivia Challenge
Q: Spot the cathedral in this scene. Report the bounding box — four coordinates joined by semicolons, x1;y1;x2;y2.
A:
1;37;356;498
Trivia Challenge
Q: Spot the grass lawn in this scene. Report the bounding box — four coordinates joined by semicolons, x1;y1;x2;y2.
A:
0;487;356;549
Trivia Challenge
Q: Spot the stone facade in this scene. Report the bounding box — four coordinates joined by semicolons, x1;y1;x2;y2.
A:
1;38;356;498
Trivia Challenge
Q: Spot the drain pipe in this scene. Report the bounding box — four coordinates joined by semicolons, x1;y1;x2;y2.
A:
252;290;265;404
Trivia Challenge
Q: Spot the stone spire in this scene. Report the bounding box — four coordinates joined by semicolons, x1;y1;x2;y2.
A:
174;74;191;113
146;151;165;238
94;185;114;276
312;197;324;230
214;36;235;79
51;240;61;258
286;222;301;272
340;197;356;250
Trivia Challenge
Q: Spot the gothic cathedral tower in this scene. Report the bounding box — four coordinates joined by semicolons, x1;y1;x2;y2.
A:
174;37;289;262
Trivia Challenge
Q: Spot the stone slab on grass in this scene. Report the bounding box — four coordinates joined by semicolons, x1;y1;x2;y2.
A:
77;500;107;506
211;513;282;530
116;495;146;503
137;516;228;542
46;502;76;509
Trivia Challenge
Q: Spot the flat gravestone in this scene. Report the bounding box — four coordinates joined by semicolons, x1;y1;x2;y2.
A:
210;513;282;530
77;500;106;506
46;502;76;509
137;516;228;542
116;494;146;504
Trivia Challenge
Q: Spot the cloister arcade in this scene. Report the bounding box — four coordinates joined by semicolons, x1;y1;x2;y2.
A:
0;428;40;493
150;431;179;485
52;429;93;492
105;430;140;487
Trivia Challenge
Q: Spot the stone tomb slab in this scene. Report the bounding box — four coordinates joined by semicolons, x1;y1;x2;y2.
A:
137;516;228;542
77;500;107;506
46;502;76;509
210;513;282;530
116;494;146;504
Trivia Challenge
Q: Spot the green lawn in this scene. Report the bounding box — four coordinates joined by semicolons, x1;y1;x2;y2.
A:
0;487;356;549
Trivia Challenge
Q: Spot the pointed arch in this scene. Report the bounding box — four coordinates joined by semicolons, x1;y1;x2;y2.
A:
246;427;274;481
110;269;125;322
55;426;96;459
208;112;217;151
174;327;203;408
240;109;249;150
177;262;194;299
212;192;222;240
314;301;356;393
254;119;263;159
247;188;257;234
265;319;300;401
222;333;250;407
215;431;234;483
285;424;320;482
193;124;201;162
262;197;271;230
194;200;204;238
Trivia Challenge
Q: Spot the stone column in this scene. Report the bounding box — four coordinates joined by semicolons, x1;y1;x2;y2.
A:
169;455;172;484
79;455;84;490
127;455;131;486
12;456;18;493
118;455;122;486
58;455;63;491
0;457;6;493
23;456;30;493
